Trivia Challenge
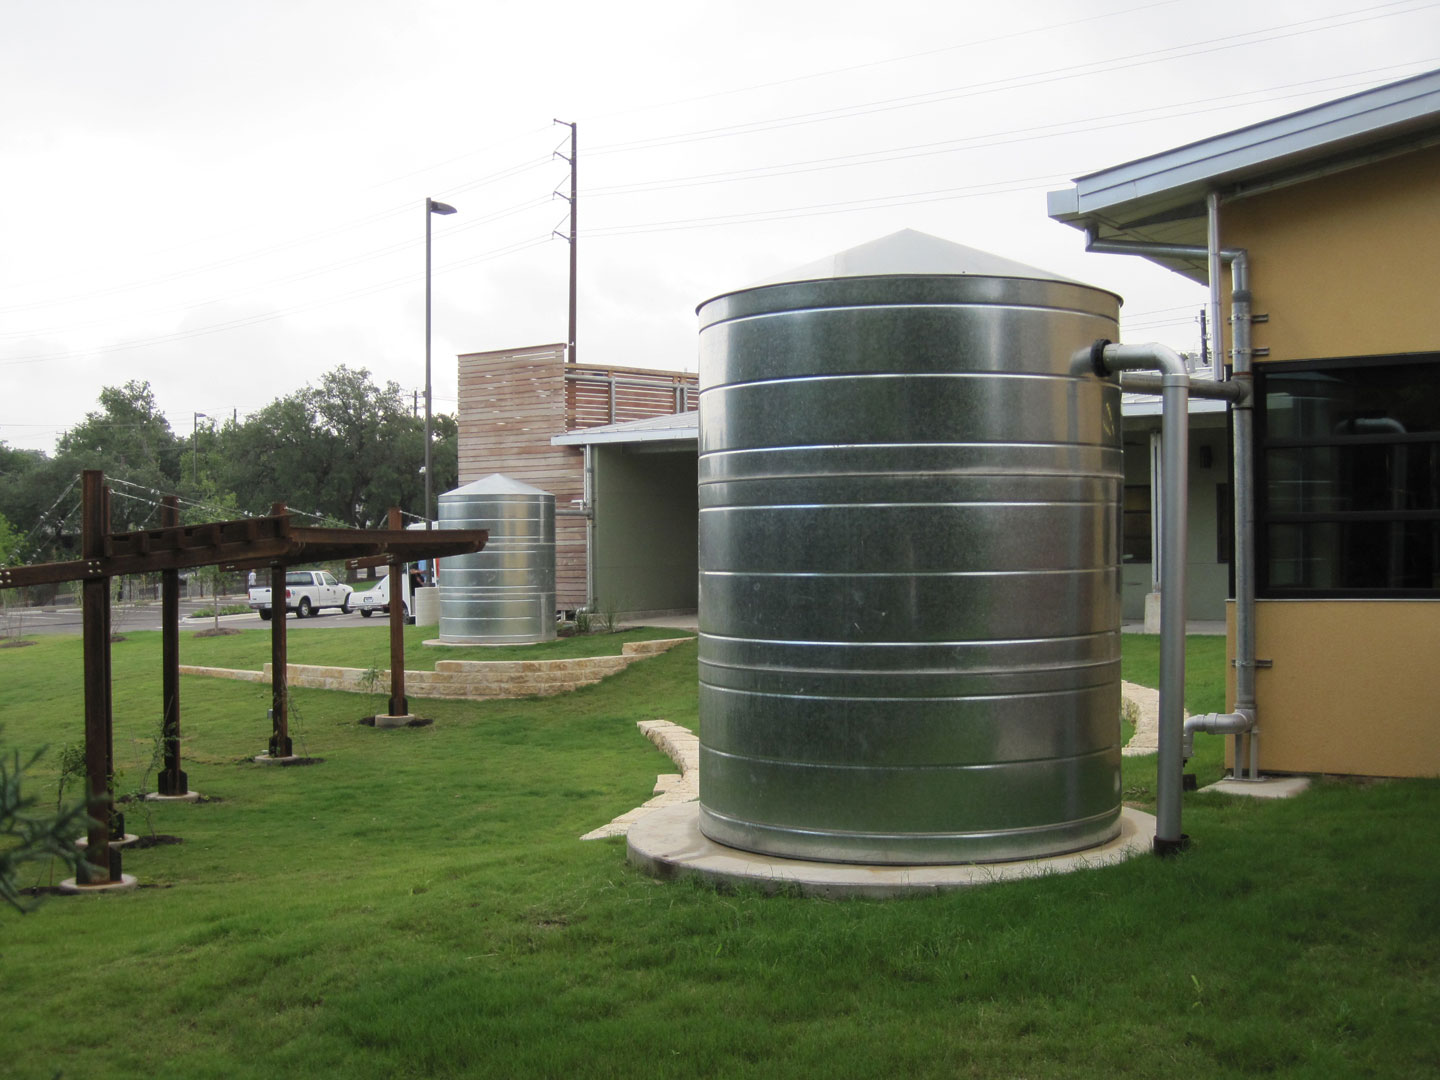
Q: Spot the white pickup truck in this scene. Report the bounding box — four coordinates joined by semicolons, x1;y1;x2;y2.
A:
354;568;417;623
248;570;354;620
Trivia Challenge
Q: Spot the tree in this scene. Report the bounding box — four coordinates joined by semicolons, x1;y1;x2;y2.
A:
54;381;181;533
218;365;457;529
182;481;243;635
0;511;20;566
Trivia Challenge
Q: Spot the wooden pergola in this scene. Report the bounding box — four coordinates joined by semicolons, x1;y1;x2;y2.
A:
0;471;487;887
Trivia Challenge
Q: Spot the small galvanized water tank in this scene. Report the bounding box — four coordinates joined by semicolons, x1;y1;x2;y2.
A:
438;474;556;644
696;229;1124;864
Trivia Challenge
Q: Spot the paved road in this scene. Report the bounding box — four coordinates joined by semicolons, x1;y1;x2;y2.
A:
6;597;381;636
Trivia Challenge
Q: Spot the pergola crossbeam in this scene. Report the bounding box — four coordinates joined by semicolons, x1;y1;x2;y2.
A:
2;471;488;888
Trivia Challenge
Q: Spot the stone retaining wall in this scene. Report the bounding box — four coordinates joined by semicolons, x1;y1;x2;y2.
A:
178;637;691;701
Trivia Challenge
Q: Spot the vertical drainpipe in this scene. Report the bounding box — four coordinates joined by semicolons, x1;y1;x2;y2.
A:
1083;341;1192;853
1085;224;1261;783
1228;252;1259;779
584;443;596;613
1208;193;1224;383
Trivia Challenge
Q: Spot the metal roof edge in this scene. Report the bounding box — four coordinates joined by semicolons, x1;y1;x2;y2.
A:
1049;67;1440;223
553;425;699;447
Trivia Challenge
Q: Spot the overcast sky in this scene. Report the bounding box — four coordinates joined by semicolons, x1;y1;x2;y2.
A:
3;0;1437;454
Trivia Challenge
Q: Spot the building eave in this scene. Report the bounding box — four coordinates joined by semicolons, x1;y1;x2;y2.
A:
1047;68;1440;283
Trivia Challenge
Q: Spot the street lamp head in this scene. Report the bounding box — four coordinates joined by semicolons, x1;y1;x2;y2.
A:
427;198;457;216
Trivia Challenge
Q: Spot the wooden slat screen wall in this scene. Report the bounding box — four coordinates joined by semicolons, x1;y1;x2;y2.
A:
456;346;697;609
567;365;698;429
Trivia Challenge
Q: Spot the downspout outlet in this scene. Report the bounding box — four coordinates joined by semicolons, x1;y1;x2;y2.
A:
1183;709;1256;761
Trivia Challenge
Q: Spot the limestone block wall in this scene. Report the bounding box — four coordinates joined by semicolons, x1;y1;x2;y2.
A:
178;637;690;702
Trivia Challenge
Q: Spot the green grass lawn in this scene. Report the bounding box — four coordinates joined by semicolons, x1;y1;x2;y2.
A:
1;631;1436;1078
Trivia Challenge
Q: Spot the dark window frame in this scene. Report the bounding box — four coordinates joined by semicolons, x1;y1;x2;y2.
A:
1256;351;1440;599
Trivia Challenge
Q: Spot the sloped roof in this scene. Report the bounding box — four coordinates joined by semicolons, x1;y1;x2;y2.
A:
1048;68;1440;282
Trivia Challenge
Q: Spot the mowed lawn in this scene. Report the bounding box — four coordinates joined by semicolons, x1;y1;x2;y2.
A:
1;628;1436;1079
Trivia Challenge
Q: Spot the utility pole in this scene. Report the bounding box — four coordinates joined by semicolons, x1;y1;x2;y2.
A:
1199;308;1209;369
554;119;577;365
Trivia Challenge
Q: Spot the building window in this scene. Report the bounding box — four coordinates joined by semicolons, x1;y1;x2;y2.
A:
1122;484;1152;564
1257;353;1440;596
1216;483;1233;565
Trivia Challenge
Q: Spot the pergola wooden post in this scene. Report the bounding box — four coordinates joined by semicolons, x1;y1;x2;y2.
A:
387;506;408;719
80;470;118;882
267;503;292;759
157;495;188;796
0;477;487;858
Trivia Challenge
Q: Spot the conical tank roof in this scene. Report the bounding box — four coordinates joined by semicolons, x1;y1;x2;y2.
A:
746;229;1086;289
440;473;553;499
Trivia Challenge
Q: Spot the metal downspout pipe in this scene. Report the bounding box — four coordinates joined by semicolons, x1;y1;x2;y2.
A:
583;443;595;613
1186;248;1258;778
1081;340;1191;854
1084;225;1261;783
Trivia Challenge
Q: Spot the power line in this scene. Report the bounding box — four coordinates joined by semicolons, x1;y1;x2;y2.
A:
0;193;552;342
584;173;1071;239
589;2;1437;156
0;156;553;317
0;234;553;368
580;0;1186;125
585;63;1434;199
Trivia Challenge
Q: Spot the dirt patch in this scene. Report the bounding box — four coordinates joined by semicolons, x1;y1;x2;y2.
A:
128;834;184;849
193;627;242;638
0;639;36;649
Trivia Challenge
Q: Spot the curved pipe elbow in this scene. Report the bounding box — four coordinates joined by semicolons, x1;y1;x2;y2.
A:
1101;342;1189;378
1182;709;1255;759
1070;341;1190;380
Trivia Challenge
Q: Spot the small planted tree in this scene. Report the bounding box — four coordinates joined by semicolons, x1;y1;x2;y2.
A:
184;484;243;637
2;735;89;913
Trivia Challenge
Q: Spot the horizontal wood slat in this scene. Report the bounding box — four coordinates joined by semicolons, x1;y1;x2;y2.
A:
456;344;696;607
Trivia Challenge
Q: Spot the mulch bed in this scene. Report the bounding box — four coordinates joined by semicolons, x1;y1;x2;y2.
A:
128;834;184;849
358;716;434;727
0;639;36;648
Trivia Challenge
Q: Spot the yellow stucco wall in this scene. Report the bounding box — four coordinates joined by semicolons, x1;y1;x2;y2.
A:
1221;143;1440;363
1215;146;1440;777
1226;600;1440;777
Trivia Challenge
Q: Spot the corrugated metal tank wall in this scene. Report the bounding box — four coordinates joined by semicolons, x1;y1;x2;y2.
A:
438;474;556;644
695;230;1124;864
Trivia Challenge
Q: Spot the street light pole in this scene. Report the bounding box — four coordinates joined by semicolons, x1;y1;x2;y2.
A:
425;197;457;531
192;412;207;485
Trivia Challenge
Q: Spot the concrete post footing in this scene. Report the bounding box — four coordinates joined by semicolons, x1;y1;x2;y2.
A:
145;791;201;802
1200;775;1311;799
373;714;417;729
253;754;303;765
58;874;138;894
75;833;138;849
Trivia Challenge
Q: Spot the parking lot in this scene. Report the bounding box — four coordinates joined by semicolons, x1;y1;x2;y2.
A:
5;596;379;636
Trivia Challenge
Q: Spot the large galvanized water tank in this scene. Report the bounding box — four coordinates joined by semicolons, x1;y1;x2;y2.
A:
696;229;1124;864
438;474;556;644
